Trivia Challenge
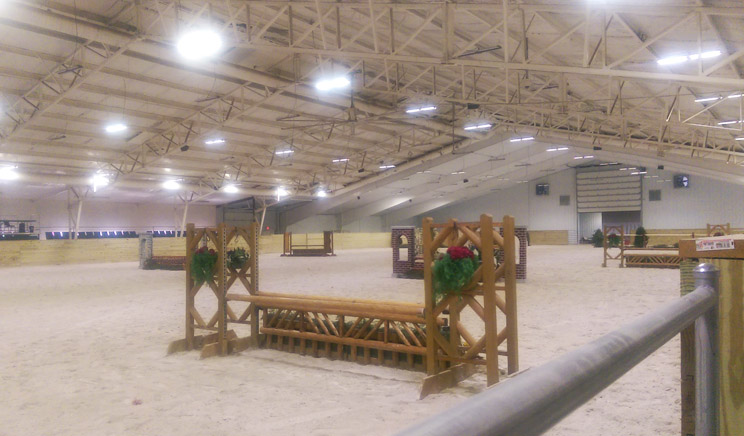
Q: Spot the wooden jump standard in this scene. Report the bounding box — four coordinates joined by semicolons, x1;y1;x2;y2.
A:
282;231;335;256
169;214;518;398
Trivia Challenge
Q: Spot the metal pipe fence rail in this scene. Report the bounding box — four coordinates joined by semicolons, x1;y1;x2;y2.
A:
395;263;720;436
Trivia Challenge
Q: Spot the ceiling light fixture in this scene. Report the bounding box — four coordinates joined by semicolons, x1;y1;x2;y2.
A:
316;189;328;198
546;146;569;152
718;120;742;125
406;106;437;114
464;123;492;131
735;137;744;141
657;50;721;66
275;150;294;155
205;138;225;145
510;136;534;142
105;123;127;134
695;96;721;103
332;158;349;163
276;186;289;200
0;166;19;181
223;184;239;193
177;29;223;60
573;155;595;160
91;173;109;192
379;164;396;169
451;171;466;175
315;76;350;91
163;180;181;190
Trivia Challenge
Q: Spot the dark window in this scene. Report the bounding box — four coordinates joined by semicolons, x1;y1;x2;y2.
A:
649;190;661;201
559;195;570;206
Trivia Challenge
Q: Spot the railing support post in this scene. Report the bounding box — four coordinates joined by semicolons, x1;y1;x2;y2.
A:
693;263;720;436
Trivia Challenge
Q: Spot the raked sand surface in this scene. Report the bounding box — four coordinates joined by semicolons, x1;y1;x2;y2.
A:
0;245;682;436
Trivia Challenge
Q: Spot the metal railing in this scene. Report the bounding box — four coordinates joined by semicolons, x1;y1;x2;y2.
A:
396;263;720;436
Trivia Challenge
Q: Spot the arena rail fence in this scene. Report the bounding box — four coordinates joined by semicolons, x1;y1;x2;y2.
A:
395;263;721;436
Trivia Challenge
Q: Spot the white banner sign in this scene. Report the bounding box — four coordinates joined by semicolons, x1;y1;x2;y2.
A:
695;238;735;251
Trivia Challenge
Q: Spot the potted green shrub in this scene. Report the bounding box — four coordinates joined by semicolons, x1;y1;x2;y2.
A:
633;226;648;248
191;246;218;283
227;247;249;270
591;229;604;247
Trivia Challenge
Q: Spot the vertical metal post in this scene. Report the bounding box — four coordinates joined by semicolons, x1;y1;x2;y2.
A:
693;263;719;436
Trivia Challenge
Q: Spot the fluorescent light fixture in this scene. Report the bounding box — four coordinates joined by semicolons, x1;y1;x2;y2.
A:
546;146;569;152
727;93;743;99
406;106;437;114
630;171;648;175
105;123;127;133
736;137;744;141
657;50;721;66
315;76;350;91
315;189;328;198
695;96;721;103
177;29;223;60
451;171;466;175
332;158;349;163
163;180;181;190
464;123;492;131
91;173;109;192
573;155;594;160
205;138;225;145
276;186;289;200
379;164;396;169
718;120;741;125
510;136;534;142
0;166;19;181
164;168;172;172
223;184;239;193
275;149;294;155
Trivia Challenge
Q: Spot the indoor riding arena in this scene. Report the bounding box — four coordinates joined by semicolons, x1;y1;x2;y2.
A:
0;2;742;436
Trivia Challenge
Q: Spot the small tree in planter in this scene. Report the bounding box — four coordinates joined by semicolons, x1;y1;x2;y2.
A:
591;229;604;247
633;226;649;248
432;246;478;303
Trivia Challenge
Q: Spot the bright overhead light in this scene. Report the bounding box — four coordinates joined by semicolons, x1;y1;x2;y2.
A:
379;164;396;169
736;137;744;141
573;155;594;160
727;93;743;99
91;173;109;192
164;168;172;172
205;138;225;145
658;50;721;66
105;123;127;133
163;180;181;190
464;123;492;131
332;158;349;163
276;186;289;200
510;136;534;142
695;96;721;103
315;76;350;91
718;120;742;125
316;189;328;198
223;184;239;193
546;146;569;152
275;149;294;155
177;29;223;60
0;166;19;181
451;171;466;175
406;106;437;114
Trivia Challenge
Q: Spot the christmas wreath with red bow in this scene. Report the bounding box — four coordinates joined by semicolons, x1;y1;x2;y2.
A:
432;246;478;302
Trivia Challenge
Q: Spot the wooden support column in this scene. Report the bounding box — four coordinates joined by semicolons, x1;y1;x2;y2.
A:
250;222;260;346
423;217;436;375
481;213;499;385
503;215;519;374
217;222;227;355
185;223;196;350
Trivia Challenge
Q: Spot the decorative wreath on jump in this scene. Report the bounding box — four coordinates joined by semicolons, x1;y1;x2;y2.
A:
432;246;478;303
227;247;249;270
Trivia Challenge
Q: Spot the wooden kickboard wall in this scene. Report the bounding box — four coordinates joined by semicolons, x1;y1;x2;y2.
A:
0;232;393;267
529;230;569;245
